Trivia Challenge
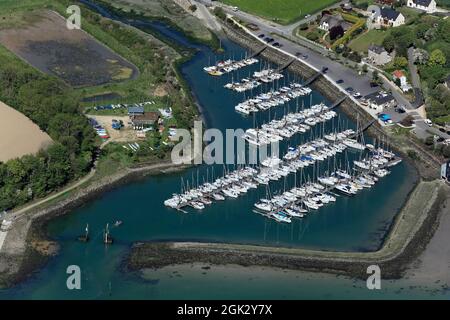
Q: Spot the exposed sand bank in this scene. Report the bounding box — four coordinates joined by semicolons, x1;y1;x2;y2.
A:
0;101;52;163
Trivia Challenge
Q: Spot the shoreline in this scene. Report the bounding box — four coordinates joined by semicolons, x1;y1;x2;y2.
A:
0;161;190;288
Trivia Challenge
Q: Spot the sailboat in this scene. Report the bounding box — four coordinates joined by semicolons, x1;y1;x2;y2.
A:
103;223;113;244
77;223;89;242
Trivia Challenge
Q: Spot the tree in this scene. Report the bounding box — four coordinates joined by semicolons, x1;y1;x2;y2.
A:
189;4;197;12
372;70;379;83
428;49;446;66
299;23;308;30
213;7;226;20
329;25;344;41
362;64;368;73
393;56;408;69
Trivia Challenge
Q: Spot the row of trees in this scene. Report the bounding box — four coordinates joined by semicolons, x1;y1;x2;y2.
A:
0;53;96;211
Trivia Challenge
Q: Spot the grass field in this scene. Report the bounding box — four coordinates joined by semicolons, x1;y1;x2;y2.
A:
221;0;339;25
348;29;391;53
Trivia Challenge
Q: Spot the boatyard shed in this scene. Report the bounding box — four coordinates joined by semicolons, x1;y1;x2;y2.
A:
130;111;160;129
128;106;144;116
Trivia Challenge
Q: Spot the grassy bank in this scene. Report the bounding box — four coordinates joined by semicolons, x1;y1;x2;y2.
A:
221;0;339;25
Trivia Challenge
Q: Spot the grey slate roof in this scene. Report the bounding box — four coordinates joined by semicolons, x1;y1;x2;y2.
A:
364;92;395;105
411;0;432;6
380;7;401;21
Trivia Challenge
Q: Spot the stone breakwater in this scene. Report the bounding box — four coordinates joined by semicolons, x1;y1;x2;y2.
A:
127;181;448;279
0;161;190;288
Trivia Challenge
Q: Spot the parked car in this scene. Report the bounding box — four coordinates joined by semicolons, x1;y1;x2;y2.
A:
345;87;354;93
370;82;379;88
336;79;344;84
322;67;328;73
302;54;308;59
273;42;280;47
258;34;265;38
295;52;301;57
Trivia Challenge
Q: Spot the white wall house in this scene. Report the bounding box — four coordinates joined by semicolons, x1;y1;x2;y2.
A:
407;0;437;13
376;7;405;27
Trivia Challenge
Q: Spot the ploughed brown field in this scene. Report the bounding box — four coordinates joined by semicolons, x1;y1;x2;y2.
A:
0;10;138;87
0;101;53;163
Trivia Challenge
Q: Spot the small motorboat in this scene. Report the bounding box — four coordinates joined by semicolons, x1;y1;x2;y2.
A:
114;220;123;227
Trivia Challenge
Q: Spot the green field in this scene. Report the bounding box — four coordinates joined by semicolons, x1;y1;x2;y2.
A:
221;0;339;25
348;29;391;53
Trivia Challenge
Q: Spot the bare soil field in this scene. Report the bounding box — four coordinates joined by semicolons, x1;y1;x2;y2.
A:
0;10;138;87
0;101;52;163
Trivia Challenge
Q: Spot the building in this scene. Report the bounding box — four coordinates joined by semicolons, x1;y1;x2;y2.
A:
128;106;144;116
406;0;437;13
368;45;392;65
130;111;160;129
319;14;350;32
441;161;450;183
341;3;353;12
364;91;396;111
392;70;412;92
371;7;405;28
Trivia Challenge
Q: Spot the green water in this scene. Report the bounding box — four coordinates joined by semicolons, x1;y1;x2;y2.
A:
1;1;442;299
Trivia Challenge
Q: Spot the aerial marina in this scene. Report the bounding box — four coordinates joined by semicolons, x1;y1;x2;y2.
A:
1;0;448;302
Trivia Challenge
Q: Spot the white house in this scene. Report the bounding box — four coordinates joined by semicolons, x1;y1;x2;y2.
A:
393;70;412;92
377;7;405;27
406;0;437;13
369;7;405;29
